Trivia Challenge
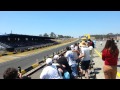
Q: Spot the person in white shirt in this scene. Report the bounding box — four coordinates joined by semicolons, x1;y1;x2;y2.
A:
88;42;93;62
65;46;78;79
79;41;91;79
40;58;62;79
87;42;94;76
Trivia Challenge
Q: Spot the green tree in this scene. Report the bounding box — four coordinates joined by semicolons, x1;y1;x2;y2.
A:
39;34;42;37
43;33;49;37
50;32;56;38
58;35;64;38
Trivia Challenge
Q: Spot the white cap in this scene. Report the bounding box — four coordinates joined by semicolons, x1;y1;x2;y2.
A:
53;55;59;60
70;45;74;50
46;58;53;64
70;45;74;48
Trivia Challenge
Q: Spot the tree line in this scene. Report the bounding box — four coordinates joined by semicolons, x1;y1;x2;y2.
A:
91;33;120;39
39;32;73;38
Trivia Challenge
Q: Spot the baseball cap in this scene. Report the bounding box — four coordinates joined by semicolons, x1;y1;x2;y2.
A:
46;58;53;64
70;45;74;50
53;55;59;60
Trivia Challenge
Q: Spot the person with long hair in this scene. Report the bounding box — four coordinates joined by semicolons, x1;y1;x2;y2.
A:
102;39;119;79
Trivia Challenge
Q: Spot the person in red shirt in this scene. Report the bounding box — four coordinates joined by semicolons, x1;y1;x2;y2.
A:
102;39;119;79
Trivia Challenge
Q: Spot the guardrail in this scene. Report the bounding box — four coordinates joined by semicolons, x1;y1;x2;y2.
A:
20;48;66;76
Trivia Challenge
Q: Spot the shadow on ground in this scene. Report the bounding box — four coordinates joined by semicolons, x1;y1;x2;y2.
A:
90;75;96;79
88;68;101;79
94;68;101;71
94;68;102;75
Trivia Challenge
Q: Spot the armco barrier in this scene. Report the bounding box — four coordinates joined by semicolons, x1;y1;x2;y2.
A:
20;49;66;75
23;50;67;76
20;60;45;75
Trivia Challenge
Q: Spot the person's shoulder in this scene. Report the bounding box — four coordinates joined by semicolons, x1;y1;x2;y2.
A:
102;49;107;53
43;66;50;70
65;51;70;54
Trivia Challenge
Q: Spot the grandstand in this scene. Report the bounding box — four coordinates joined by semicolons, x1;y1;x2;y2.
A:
0;34;58;53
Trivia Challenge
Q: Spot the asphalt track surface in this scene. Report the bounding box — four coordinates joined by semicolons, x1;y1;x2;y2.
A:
0;40;79;79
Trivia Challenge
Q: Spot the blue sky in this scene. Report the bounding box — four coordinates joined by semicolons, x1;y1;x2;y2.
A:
0;11;120;38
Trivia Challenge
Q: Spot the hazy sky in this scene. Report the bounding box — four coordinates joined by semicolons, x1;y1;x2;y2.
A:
0;11;120;38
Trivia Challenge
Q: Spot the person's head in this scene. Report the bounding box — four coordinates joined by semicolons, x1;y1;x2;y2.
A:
74;43;77;46
80;41;87;47
3;67;18;79
70;45;74;51
53;55;60;60
66;46;71;51
103;39;118;55
46;58;53;65
104;39;111;49
88;39;91;41
111;38;114;41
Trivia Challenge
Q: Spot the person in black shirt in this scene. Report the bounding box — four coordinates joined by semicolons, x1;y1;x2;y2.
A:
57;56;73;79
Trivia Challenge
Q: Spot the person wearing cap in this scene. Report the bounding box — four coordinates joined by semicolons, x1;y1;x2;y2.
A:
40;58;62;79
79;41;91;79
53;54;60;63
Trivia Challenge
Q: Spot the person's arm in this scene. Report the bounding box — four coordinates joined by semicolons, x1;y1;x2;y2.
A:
75;46;80;53
79;48;85;59
72;49;80;55
79;53;84;58
18;72;22;79
57;65;65;71
102;50;106;61
40;68;47;79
